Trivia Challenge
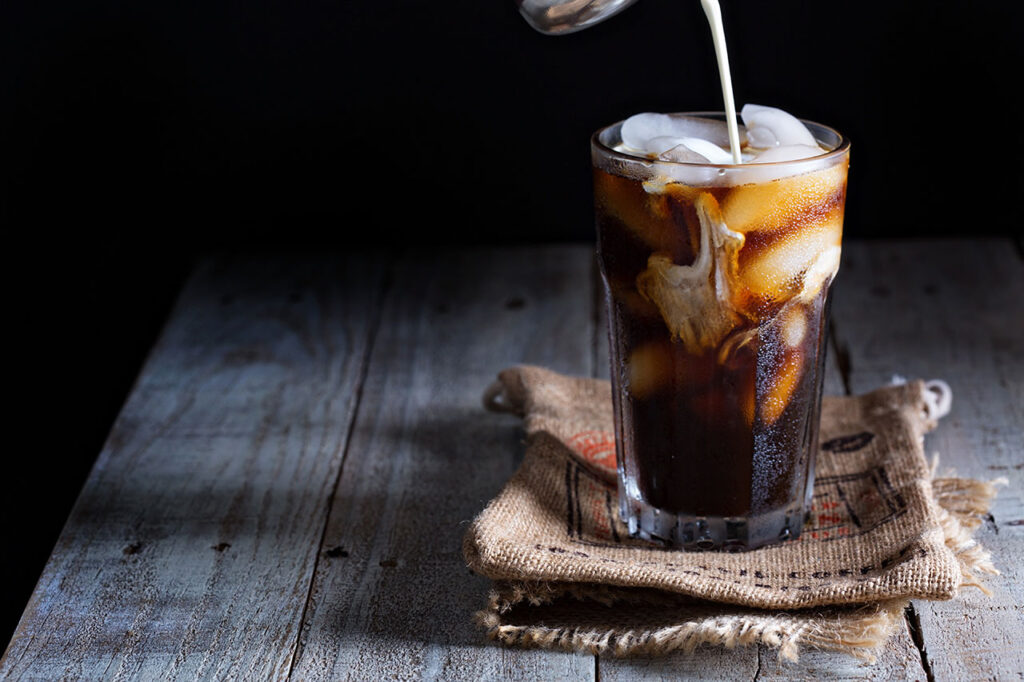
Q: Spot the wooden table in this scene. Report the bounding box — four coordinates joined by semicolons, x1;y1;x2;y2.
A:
2;239;1021;680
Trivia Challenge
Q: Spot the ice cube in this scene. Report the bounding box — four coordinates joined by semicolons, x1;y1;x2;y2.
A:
671;119;747;149
593;169;680;253
676;137;733;165
653;136;732;165
658;144;710;163
752;144;825;163
746;125;780;149
628;343;673;398
761;349;803;425
646;165;719;187
621;113;674;151
738;213;843;301
646;136;690;155
737;155;841;184
721;160;847;234
781;305;807;348
741;104;817;148
795;244;842;303
621;113;746;152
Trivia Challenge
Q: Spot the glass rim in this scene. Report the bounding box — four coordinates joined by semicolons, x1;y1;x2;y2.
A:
591;111;851;169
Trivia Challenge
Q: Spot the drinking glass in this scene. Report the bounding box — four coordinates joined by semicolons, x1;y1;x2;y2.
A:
592;114;850;550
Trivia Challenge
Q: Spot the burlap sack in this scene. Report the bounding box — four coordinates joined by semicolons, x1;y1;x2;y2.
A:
463;366;1000;661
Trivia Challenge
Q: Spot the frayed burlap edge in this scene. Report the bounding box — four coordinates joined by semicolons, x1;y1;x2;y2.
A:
476;593;907;663
473;472;1002;663
931;469;1005;594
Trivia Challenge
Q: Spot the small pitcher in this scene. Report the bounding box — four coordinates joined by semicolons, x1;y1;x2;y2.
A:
516;0;639;35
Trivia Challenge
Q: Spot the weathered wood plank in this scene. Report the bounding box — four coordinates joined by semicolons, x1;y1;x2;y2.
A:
755;619;925;681
830;238;1024;681
602;626;925;682
0;255;389;680
4;240;1015;680
598;648;758;681
288;246;598;680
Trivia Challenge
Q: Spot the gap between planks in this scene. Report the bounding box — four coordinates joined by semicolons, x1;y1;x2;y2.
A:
286;256;398;678
828;253;938;682
1;254;395;680
286;245;599;681
830;238;1023;680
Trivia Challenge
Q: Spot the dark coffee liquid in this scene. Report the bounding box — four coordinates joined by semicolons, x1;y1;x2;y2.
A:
595;166;840;522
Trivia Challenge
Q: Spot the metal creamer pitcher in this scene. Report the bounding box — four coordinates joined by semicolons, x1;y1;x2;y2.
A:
516;0;639;34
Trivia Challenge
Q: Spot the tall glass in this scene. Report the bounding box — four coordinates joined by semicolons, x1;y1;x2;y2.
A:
592;113;850;550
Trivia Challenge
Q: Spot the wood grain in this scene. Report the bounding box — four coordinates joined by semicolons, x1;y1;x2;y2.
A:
0;255;389;680
287;246;598;681
4;241;1016;680
830;239;1024;681
755;620;926;682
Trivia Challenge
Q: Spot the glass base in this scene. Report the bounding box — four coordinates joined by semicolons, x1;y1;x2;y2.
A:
620;494;807;551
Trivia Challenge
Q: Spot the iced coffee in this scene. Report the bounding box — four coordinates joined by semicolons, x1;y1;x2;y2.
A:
592;107;850;550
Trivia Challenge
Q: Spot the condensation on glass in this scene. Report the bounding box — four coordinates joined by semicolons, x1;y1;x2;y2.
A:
591;114;850;550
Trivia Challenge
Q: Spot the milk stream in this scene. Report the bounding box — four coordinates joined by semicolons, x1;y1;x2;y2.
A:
699;0;742;164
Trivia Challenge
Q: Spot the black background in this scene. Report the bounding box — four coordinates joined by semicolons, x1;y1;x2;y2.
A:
2;0;1021;644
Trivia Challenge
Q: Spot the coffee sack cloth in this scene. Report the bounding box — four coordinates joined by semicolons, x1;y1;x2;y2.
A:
463;366;1000;661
